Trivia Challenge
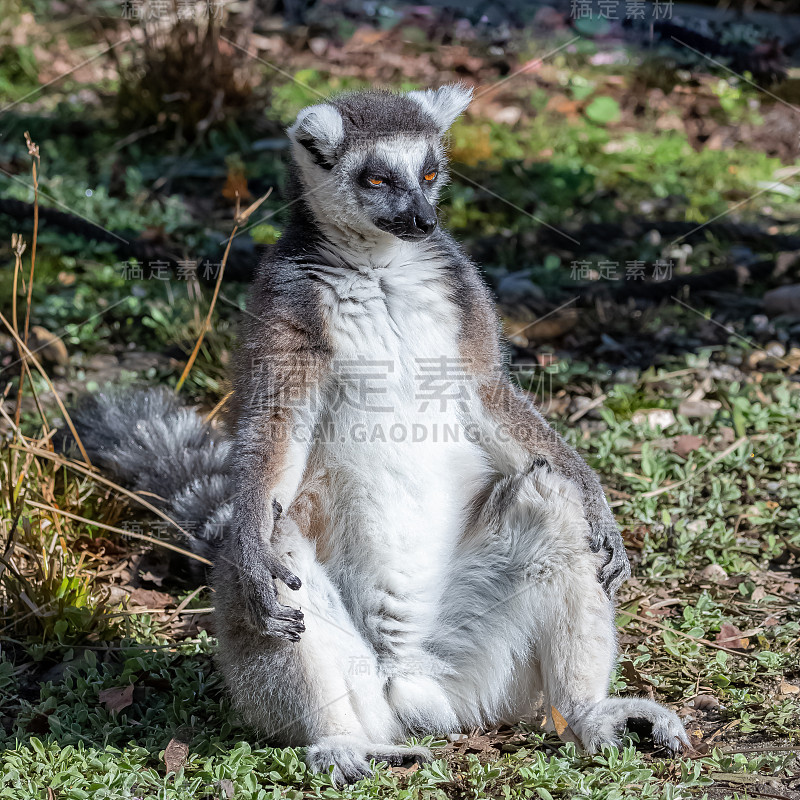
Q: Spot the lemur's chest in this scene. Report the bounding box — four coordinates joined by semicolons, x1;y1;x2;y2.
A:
306;255;484;501
311;259;464;411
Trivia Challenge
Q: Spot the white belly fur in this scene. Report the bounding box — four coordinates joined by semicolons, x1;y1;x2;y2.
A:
301;249;489;658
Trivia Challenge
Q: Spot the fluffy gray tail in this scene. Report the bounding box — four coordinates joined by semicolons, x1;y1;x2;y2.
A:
65;388;233;570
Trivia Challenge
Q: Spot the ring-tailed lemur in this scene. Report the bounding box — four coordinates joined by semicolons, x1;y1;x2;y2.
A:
73;86;688;785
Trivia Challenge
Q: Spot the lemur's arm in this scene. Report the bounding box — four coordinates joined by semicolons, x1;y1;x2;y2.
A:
453;255;630;595
476;377;631;594
222;268;330;640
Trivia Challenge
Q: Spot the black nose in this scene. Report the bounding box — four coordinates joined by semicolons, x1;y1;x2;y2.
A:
414;214;437;235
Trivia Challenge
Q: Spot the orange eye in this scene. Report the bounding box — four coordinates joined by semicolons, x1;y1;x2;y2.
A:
368;178;383;186
423;171;437;181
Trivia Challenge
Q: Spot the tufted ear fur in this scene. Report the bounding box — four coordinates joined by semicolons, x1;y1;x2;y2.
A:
406;84;473;134
287;103;345;170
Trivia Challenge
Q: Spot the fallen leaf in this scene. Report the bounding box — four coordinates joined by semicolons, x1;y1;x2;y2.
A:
691;694;720;711
164;737;190;775
98;684;134;713
29;326;68;366
715;623;749;650
551;706;568;736
129;588;175;610
391;762;420;777
672;434;704;458
217;779;234;799
550;707;582;745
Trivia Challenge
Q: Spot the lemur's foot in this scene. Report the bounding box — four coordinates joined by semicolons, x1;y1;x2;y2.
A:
305;736;432;786
590;531;632;596
577;698;690;755
387;674;458;733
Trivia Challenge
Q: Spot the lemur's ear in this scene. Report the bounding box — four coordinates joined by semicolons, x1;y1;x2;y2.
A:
407;84;473;134
288;103;344;170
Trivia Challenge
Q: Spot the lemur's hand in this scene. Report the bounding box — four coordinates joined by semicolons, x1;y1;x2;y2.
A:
589;523;631;597
239;553;305;641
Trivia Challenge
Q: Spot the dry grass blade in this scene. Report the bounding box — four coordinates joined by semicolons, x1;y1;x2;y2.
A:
618;609;760;660
11;233;28;430
10;443;194;542
204;389;233;422
176;188;271;391
12;134;40;429
235;188;272;227
641;436;748;498
22;132;40;348
25;499;211;566
0;310;92;465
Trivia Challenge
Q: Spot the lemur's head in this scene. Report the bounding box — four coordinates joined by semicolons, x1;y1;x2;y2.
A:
287;85;472;245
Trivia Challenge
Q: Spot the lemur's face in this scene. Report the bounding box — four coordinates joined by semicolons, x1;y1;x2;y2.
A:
287;86;472;245
348;136;443;241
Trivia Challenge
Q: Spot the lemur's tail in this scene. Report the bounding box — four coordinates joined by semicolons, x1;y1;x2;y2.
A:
64;389;233;572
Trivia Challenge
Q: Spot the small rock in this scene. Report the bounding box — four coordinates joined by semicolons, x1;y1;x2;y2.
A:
691;694;721;711
678;399;721;419
119;352;170;372
700;564;728;584
85;354;119;371
763;284;800;316
28;326;68;366
631;408;676;430
765;341;786;359
568;395;603;420
751;314;770;334
613;368;638;384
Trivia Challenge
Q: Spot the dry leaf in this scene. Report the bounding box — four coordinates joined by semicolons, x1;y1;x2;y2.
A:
715;623;749;650
98;684;134;713
222;166;251;202
129;588;175;610
672;434;704;458
691;694;720;711
164;737;190;775
551;706;568;736
700;564;728;584
391;762;420;777
750;586;767;603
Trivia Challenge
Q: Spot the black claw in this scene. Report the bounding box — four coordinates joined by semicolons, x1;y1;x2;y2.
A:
285;575;302;591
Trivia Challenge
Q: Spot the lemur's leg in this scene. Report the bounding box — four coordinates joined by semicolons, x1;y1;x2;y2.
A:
215;518;431;785
430;465;689;753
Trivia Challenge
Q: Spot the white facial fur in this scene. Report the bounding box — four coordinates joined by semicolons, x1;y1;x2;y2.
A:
291;133;446;253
